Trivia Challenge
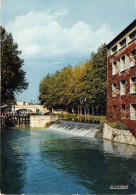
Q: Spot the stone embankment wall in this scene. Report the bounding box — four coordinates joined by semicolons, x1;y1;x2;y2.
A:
30;115;58;128
103;123;136;146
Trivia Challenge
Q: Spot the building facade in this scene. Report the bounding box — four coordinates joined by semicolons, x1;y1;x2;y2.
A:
16;100;30;106
107;20;136;137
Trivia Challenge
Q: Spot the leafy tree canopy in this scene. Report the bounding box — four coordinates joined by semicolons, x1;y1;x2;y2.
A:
39;44;107;112
1;27;28;105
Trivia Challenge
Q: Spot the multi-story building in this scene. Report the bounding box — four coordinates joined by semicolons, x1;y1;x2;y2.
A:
107;20;136;137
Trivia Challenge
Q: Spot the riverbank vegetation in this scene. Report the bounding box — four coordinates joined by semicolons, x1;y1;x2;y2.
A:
1;27;28;105
50;113;106;124
39;44;107;115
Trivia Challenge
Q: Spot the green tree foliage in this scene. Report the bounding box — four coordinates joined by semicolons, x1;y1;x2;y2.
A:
1;27;28;105
87;44;107;106
39;44;107;113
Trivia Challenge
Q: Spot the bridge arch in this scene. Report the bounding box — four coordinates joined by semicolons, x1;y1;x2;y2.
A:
15;108;33;114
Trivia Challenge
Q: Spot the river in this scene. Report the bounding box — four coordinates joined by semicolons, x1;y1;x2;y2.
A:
1;120;136;194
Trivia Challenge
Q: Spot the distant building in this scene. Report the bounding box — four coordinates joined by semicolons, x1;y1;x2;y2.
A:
107;20;136;137
16;100;30;106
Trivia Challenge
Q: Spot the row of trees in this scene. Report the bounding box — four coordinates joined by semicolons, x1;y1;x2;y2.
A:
1;27;28;105
39;44;107;115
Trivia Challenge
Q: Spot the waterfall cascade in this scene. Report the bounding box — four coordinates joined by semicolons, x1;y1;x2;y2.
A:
49;120;100;137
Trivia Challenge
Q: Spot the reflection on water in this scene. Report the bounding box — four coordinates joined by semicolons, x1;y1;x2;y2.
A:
1;129;30;194
1;126;136;194
103;139;136;158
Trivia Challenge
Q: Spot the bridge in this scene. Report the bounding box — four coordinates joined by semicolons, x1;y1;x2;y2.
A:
2;101;49;115
11;104;48;114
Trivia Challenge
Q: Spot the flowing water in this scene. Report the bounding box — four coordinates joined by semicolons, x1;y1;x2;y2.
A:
1;120;136;194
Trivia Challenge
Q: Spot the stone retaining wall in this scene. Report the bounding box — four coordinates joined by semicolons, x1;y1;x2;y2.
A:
103;123;136;146
30;115;58;128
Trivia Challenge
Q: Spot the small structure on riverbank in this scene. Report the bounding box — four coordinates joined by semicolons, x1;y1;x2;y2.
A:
1;113;58;128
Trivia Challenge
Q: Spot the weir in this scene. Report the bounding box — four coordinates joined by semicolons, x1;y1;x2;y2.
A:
49;120;136;146
49;120;100;137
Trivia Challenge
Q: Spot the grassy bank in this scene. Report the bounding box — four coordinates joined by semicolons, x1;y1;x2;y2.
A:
107;122;129;130
50;113;106;124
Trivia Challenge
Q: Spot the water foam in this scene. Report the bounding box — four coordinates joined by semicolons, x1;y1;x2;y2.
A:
48;120;99;137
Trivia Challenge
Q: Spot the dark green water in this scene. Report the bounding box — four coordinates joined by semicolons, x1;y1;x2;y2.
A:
1;123;136;194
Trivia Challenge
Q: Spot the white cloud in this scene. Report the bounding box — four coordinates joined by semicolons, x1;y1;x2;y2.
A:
6;10;114;62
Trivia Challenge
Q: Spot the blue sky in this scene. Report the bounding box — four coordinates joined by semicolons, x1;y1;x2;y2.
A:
1;0;136;102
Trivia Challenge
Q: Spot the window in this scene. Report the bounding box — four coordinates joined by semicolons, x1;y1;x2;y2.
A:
112;83;117;97
120;55;126;72
119;38;126;49
111;45;117;54
36;109;39;114
129;30;136;42
112;61;118;75
113;105;117;111
130;76;136;94
121;104;126;119
120;80;125;95
130;49;136;67
130;104;136;120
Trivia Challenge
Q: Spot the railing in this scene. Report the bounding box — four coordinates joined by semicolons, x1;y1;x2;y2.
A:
52;109;67;113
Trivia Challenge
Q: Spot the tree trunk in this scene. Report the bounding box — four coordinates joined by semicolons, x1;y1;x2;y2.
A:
84;107;86;115
87;107;89;115
73;107;75;114
92;105;94;116
78;106;80;115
